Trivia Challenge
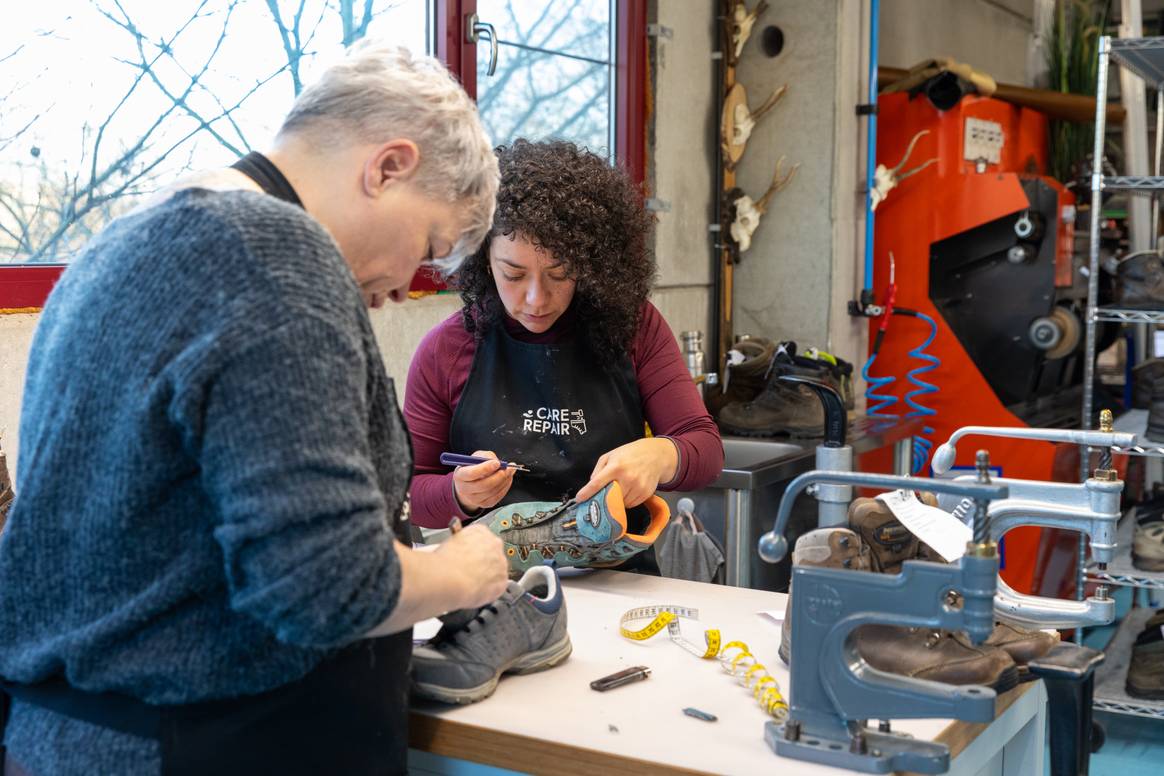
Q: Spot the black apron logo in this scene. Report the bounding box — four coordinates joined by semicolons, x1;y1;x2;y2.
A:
521;407;588;436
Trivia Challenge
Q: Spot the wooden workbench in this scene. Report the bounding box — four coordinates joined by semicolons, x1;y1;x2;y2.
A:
408;571;1045;776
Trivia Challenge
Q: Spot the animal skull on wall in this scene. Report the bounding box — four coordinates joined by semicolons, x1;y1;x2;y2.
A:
728;158;799;254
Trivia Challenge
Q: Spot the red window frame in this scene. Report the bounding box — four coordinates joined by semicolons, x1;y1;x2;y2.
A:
0;0;646;309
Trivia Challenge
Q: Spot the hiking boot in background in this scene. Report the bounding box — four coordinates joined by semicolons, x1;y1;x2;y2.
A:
1133;516;1164;571
411;565;572;704
717;342;851;438
1132;490;1164;571
779;527;870;664
484;482;670;576
802;346;856;411
1116;250;1164;309
705;337;775;418
1133;359;1164;409
848;497;919;574
1126;622;1164;700
1147;373;1164;443
717;380;826;438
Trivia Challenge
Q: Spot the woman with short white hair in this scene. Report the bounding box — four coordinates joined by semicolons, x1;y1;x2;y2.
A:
0;42;507;775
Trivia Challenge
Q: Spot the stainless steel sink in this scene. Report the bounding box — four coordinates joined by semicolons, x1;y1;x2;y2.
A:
716;438;808;490
722;439;803;469
660;421;921;590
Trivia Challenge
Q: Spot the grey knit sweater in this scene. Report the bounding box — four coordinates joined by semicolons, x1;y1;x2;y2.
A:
0;189;412;772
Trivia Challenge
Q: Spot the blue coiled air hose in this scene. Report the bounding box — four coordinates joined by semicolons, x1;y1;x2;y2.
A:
901;311;939;474
862;310;941;474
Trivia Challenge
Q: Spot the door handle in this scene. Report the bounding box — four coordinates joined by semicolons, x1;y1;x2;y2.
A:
465;13;498;76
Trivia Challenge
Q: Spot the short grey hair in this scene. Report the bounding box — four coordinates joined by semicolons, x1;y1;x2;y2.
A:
279;41;498;273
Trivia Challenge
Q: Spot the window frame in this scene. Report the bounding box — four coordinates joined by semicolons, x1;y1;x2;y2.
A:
0;0;646;310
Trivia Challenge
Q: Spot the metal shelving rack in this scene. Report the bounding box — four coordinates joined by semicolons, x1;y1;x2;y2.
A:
1083;35;1164;440
1081;34;1164;721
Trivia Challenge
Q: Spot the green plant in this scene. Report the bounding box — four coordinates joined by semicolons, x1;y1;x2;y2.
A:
1046;0;1109;184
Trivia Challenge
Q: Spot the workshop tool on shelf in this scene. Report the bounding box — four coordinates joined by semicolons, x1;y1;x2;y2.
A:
756;458;1008;774
930;421;1134;629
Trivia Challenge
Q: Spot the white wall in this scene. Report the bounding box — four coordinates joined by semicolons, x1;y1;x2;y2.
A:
0;4;719;477
646;0;717;342
0;314;36;476
879;0;1035;86
731;0;865;366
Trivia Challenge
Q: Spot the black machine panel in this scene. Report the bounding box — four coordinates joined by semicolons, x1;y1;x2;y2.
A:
929;177;1077;408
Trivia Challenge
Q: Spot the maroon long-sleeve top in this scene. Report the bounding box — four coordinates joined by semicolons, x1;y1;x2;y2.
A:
403;302;724;528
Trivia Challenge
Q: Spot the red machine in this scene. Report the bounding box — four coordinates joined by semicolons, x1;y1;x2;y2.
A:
865;92;1088;594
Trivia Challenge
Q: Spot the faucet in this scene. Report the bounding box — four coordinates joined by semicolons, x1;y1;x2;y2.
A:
779;375;849;526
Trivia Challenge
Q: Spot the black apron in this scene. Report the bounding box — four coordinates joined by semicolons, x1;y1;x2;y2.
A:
0;153;414;776
450;321;645;506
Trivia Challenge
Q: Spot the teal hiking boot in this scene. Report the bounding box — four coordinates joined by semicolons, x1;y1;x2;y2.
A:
411;565;572;704
483;481;670;575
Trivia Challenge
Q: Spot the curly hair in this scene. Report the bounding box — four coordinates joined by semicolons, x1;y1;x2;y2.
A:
455;139;656;357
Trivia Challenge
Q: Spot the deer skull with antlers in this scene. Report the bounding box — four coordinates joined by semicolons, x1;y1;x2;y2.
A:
722;83;787;169
729;158;799;253
729;0;768;61
871;129;937;210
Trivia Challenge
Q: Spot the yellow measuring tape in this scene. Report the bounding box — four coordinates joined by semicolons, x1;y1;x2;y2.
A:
619;605;788;720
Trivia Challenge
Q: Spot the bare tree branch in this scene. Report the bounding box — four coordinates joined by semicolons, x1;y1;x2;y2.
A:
340;0;375;46
101;0;247;157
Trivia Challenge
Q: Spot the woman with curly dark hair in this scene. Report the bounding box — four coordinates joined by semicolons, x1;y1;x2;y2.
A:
404;139;723;531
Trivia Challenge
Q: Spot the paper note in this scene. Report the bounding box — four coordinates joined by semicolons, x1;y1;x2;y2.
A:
875;489;972;562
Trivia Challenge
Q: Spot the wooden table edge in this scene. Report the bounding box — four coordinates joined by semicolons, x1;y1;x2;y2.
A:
409;710;715;776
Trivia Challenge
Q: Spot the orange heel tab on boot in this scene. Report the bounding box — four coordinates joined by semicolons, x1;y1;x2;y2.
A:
625;495;670;545
603;481;629;536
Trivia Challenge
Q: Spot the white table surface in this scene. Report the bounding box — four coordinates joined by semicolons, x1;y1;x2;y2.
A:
409;571;1041;776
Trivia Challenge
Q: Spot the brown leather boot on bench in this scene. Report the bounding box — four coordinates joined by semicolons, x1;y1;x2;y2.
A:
779;526;1019;692
849;496;1059;681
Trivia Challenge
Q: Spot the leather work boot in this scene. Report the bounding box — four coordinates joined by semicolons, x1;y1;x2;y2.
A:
848;495;945;571
717;381;826;438
718;342;848;438
779;527;870;664
705;337;775;418
1126;622;1164;700
854;626;1020;693
484;482;670;576
951;622;1059;681
779;526;1019;691
848;497;919;573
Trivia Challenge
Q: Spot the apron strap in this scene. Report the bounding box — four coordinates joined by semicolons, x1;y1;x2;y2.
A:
230;152;303;208
0;678;161;739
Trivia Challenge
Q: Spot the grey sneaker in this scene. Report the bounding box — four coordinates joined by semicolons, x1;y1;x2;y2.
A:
411;565;572;704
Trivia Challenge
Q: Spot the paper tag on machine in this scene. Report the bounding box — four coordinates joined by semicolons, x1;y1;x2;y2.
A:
875;489;972;562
